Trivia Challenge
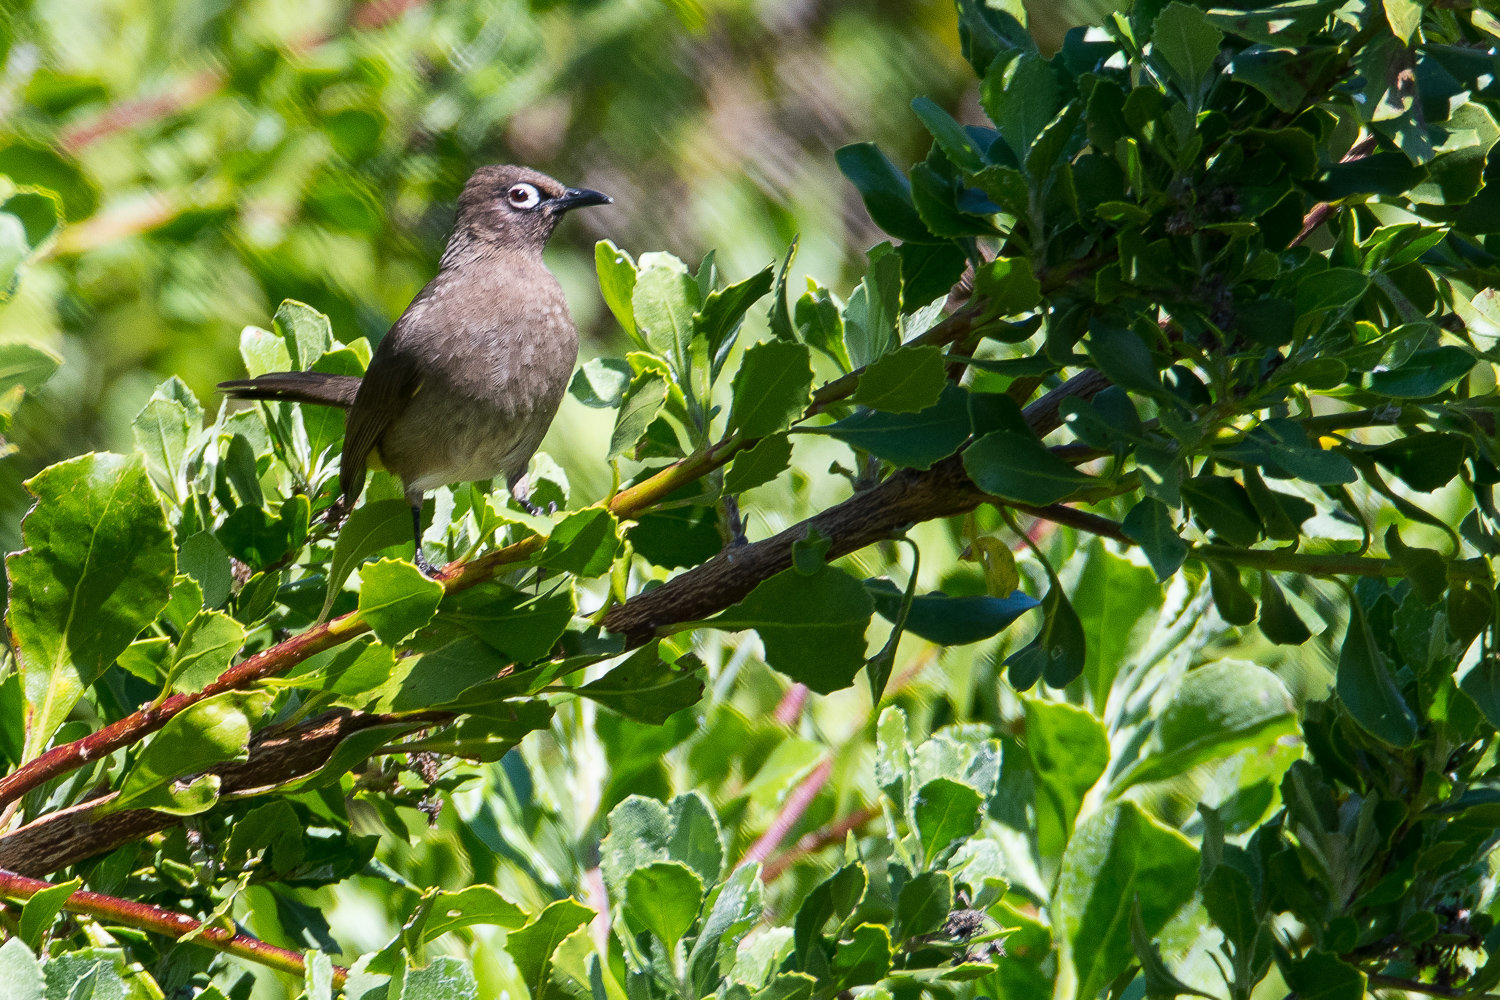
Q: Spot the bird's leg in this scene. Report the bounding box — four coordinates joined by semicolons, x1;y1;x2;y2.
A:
722;495;749;548
508;472;557;517
410;500;438;577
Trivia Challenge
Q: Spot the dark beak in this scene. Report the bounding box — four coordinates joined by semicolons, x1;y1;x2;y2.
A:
549;188;612;213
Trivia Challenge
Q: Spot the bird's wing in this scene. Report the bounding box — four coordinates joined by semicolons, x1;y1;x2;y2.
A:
338;339;421;506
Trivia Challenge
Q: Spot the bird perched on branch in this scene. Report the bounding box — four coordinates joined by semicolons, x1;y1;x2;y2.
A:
220;165;611;574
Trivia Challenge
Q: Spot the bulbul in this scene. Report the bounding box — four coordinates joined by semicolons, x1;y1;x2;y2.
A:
220;165;611;574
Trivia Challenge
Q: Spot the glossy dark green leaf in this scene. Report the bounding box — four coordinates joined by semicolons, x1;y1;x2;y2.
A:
1258;572;1311;646
1130;896;1215;1000
437;581;575;663
705;564;873;694
178;531;232;609
1150;2;1224;94
971;255;1040;316
507;899;594;1000
569;357;633;409
851;345;947;413
610;368;670;461
596;240;639;342
322;498;413;621
1281;951;1365;1000
695;265;774;363
1338;597;1417;747
629;502;721;570
6;452;175;760
1242;466;1314;541
813;383;972;470
633;252;701;384
1367;346;1476;398
1072;540;1163;703
896;242;967;311
1085;320;1164;396
864;578;1038;644
1370;432;1467;491
1121;499;1187;581
831;924;892;991
109;692;254;814
1182;475;1262;547
1207;560;1258;626
1005;579;1086;690
578;645;705;724
1385;526;1447;607
625;861;704;950
963;429;1098;504
164;609;245;694
19;877;80;950
835;143;934;243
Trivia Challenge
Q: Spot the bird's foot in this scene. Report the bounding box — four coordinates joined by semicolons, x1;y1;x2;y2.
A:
517;496;558;517
413;550;440;578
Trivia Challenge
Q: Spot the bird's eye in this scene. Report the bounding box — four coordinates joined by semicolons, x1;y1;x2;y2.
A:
506;183;541;209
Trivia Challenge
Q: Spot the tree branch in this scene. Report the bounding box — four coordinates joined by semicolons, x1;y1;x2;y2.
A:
0;709;446;877
602;370;1111;644
0;867;345;986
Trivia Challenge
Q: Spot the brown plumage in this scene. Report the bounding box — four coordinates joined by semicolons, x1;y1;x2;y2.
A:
220;165;611;574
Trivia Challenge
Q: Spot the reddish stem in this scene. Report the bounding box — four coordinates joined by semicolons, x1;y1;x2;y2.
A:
771;684;808;727
0;867;345;985
761;805;881;883
741;758;833;873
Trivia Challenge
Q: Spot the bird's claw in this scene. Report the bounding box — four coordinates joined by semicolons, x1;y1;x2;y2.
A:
414;551;440;578
517;497;558;517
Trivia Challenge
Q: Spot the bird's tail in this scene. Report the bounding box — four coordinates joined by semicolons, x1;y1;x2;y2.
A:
218;371;361;408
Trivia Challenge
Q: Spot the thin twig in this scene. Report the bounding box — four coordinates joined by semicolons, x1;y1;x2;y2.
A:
761;805;881;883
741;758;834;873
0;867;345;986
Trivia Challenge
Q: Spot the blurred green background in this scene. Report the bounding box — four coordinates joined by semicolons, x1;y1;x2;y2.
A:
0;0;1101;552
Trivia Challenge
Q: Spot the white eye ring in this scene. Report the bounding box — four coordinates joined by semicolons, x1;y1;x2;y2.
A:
506;183;541;209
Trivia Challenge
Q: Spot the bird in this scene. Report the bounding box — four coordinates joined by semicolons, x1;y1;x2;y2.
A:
220;165;611;575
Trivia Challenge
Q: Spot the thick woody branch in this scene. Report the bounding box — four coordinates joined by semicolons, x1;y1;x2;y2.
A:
0;709;445;878
602;370;1111;644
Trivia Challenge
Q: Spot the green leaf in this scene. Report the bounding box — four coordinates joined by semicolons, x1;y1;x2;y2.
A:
914;777;983;862
1085;321;1164;396
358;558;443;645
0;342;60;401
570;357;634;409
1338;596;1417;747
912;97;986;173
1201;865;1257;954
971;256;1041;316
111;692;254;814
164;610;245;694
963;429;1098;505
1282;951;1365;1000
633;252;701;385
540;508;621;578
730;341;813;438
864;578;1037;645
753;975;816;1000
896;242;967;311
1181;475;1262;546
0;939;44;1000
697;265;774;366
1207;560;1258;626
767;238;800;343
0;213;29;302
578;644;705;723
6;452;175;760
272;299;333;371
851;345;948;413
1024;700;1109;858
1367;346;1476;397
1384;525;1447;606
1005;578;1086;691
625;861;704;950
796;281;850;372
1057;802;1200;1000
609;368;670;460
835;144;933;244
437;581;575;663
814;383;972;470
117;637;170;683
984;52;1058;166
19;877;79;949
1384;0;1422;43
596;240;640;343
505;899;595;1000
1151;2;1224;95
831;924;892;991
1121;499;1187;581
1116;660;1296;790
724;433;793;494
601;796;672;896
1072;540;1163;704
1258;572;1312;646
843;250;902;367
705;565;874;694
0;142;97;220
178;531;232;609
132;395;192;502
322;498;414;622
895;870;951;938
1370;432;1467;491
1130;897;1215;999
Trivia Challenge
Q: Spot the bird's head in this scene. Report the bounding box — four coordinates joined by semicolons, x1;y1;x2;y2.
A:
453;165;611;254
